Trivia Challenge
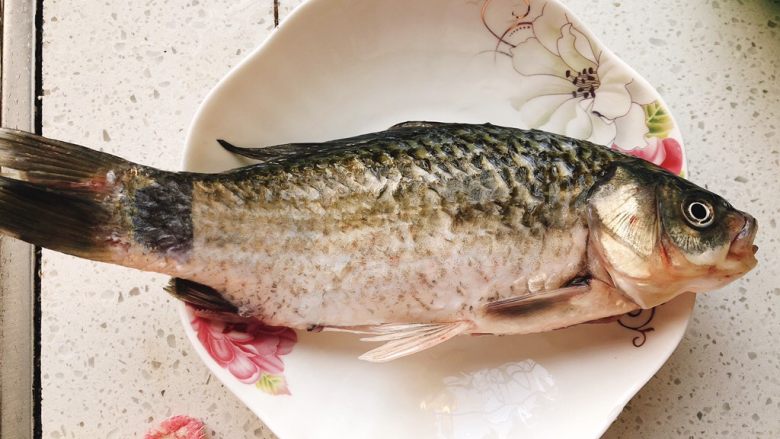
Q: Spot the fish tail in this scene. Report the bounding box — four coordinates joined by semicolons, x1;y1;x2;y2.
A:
0;128;134;260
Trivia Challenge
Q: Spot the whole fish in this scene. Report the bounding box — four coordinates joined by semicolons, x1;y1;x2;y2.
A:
0;122;757;361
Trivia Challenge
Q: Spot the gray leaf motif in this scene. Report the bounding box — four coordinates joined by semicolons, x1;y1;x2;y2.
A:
421;359;557;439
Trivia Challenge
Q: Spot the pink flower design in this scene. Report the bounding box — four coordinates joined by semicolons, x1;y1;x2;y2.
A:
144;415;205;439
189;306;297;394
615;137;683;175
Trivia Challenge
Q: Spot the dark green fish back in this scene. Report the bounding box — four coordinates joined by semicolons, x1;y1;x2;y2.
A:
199;123;619;236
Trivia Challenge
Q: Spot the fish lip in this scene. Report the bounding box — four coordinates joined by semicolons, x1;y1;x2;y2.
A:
736;213;757;243
729;213;758;258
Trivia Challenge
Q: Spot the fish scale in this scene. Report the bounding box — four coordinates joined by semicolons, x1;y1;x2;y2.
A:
221;125;608;225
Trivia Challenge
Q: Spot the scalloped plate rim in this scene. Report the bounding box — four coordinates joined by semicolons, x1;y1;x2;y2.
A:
178;0;695;437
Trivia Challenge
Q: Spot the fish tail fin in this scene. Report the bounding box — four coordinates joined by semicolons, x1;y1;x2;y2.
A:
0;128;133;260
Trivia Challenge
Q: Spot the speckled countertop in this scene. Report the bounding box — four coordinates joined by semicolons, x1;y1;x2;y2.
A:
39;0;778;437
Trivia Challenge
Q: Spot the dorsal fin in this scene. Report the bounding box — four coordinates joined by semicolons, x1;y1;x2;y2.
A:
387;121;444;130
217;139;318;162
217;122;449;164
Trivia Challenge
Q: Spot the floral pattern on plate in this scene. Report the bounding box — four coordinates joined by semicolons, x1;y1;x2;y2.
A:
481;0;683;176
481;0;686;346
188;305;297;395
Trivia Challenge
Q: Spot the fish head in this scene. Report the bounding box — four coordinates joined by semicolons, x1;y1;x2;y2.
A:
587;162;758;308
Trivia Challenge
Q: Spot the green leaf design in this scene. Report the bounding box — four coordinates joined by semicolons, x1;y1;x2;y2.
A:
256;373;290;395
644;101;674;139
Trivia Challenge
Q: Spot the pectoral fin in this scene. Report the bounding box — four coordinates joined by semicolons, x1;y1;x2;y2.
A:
327;321;473;363
484;285;591;317
483;280;640;334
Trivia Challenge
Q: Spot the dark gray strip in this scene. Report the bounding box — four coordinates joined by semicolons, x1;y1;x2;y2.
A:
0;0;38;438
33;0;44;434
132;175;194;254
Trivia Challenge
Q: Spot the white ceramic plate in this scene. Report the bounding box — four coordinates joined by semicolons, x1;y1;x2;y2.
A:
179;0;695;438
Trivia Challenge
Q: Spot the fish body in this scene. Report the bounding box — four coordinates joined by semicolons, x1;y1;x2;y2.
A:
0;122;758;361
180;124;616;332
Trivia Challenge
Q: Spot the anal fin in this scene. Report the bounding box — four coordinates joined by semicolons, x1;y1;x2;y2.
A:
331;321;472;363
164;277;237;313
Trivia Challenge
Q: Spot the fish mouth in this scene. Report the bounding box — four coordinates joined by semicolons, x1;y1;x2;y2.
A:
728;213;758;261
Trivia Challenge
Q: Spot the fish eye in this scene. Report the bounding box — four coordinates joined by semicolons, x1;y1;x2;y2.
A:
683;200;714;228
